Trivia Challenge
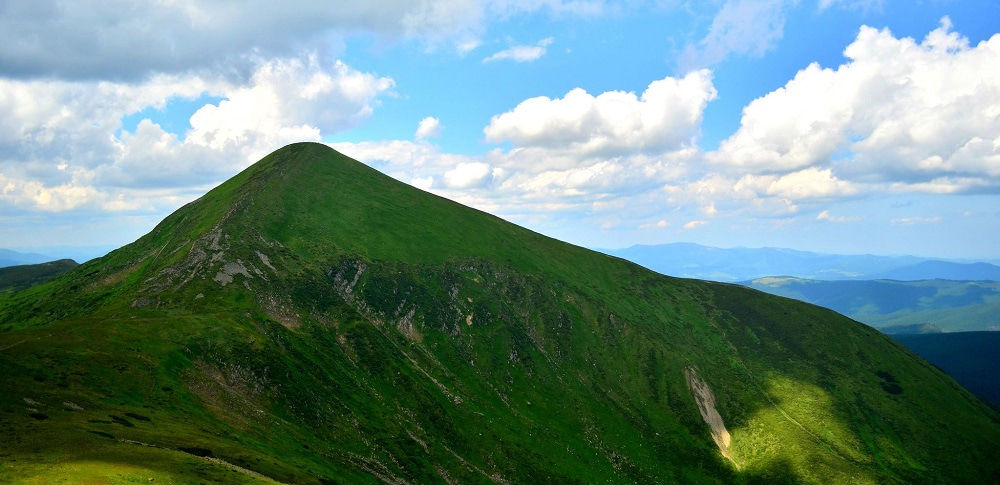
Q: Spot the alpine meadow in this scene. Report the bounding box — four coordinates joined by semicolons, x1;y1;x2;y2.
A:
1;143;998;483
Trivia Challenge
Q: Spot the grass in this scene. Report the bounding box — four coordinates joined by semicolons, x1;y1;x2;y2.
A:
1;143;999;483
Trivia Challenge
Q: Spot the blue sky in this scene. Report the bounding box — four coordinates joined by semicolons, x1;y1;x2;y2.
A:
1;0;999;259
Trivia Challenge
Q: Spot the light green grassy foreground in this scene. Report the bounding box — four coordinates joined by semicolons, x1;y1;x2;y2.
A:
1;143;998;483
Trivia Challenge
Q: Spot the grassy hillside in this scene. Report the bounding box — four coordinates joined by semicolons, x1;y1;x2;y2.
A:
1;143;998;483
745;277;1000;332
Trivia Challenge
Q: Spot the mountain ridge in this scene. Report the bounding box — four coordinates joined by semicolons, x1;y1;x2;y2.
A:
1;143;998;483
0;248;55;268
602;242;1000;282
743;276;1000;333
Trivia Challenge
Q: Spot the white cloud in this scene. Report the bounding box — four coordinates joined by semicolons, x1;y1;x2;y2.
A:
483;37;555;63
640;219;670;229
889;176;993;195
680;0;796;70
330;137;696;231
683;220;708;230
0;1;486;79
0;1;613;80
186;57;393;151
330;139;474;179
763;167;858;200
891;216;942;225
411;176;435;191
663;173;801;218
0;55;394;212
711;18;1000;193
444;162;494;188
816;210;859;223
415;117;443;139
484;70;716;157
1;172;103;212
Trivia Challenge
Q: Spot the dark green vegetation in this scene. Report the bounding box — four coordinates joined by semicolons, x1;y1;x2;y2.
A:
0;259;78;294
892;332;1000;410
1;143;998;483
745;276;1000;333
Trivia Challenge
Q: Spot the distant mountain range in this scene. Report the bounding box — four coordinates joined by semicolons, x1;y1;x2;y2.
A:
0;246;115;267
602;243;1000;282
744;277;1000;333
0;248;54;268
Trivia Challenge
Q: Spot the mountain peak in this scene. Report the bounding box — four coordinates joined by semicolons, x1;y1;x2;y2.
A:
2;144;998;483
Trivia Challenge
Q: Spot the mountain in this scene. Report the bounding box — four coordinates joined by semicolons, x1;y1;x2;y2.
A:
0;259;78;293
0;248;55;268
602;243;1000;282
2;143;998;483
6;245;117;264
742;277;1000;405
874;261;1000;281
744;277;1000;333
892;332;1000;410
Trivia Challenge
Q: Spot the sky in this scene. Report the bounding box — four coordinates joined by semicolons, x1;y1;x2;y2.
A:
1;0;999;260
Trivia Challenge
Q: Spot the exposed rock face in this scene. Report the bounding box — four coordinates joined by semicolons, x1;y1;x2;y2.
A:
685;366;733;463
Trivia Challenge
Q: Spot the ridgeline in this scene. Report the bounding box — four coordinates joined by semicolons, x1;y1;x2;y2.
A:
1;143;997;483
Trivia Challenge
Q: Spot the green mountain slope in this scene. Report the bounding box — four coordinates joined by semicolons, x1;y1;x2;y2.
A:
1;143;998;483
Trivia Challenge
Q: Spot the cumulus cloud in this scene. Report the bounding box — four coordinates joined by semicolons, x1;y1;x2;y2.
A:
711;18;1000;193
331;137;696;229
183;57;394;152
483;37;554;63
415;117;443;139
639;219;670;229
0;1;614;80
351;23;1000;234
0;1;487;80
816;210;859;223
444;162;494;188
663;173;801;219
485;70;716;156
683;220;708;230
0;55;394;212
761;168;858;200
